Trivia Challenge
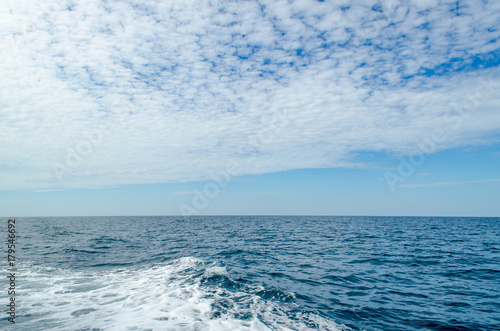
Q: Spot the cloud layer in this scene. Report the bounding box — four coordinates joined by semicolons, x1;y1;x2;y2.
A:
1;0;500;189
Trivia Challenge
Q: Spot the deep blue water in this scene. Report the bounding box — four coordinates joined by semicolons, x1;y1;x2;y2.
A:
5;216;500;330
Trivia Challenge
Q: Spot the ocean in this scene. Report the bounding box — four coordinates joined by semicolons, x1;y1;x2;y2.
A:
3;216;499;330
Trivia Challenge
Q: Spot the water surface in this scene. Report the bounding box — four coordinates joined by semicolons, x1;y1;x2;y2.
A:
6;216;500;330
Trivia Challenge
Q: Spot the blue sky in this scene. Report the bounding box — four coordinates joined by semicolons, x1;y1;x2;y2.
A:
1;0;499;216
2;143;499;216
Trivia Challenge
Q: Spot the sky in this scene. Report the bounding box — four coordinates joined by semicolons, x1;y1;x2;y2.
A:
1;0;499;216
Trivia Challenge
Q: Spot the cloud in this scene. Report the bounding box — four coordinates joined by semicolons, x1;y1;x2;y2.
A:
400;178;500;188
250;191;279;195
171;191;195;195
1;0;500;190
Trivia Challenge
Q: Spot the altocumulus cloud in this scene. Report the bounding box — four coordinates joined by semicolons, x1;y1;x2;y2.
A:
1;0;500;190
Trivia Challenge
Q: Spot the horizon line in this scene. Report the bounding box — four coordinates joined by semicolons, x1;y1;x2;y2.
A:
3;214;499;218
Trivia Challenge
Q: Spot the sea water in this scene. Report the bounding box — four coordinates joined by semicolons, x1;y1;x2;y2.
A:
2;216;499;330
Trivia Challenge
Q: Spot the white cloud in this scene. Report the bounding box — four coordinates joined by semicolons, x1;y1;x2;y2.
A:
1;0;500;190
400;178;500;188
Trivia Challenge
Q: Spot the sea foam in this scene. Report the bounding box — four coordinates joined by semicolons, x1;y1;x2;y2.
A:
16;257;346;331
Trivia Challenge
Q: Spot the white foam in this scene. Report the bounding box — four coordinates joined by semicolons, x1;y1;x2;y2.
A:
16;258;348;331
203;266;228;277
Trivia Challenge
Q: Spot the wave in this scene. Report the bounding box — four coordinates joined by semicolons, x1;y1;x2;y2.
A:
15;257;348;331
